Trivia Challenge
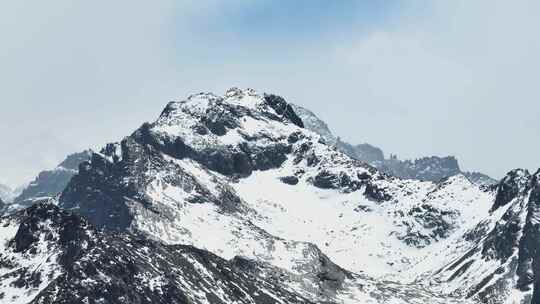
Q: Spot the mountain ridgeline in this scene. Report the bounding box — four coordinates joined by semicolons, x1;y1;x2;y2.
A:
0;88;536;304
0;151;92;214
14;151;92;204
291;104;497;185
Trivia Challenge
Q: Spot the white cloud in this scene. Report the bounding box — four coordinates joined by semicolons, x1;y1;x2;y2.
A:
316;0;540;178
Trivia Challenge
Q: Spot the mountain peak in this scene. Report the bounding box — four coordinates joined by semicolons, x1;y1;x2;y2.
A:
225;86;258;98
161;89;304;128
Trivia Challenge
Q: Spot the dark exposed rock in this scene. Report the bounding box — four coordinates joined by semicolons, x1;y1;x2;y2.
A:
287;131;303;144
463;220;491;242
516;173;540;296
245;143;291;171
202;105;241;136
9;203;92;265
280;176;299;185
398;203;459;248
263;94;304;128
312;171;337;189
482;210;523;261
364;183;392;202
491;169;531;211
60;152;136;231
309;170;361;192
232;256;259;273
353;205;372;212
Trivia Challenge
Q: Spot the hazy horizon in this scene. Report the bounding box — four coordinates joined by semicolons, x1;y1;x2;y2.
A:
1;1;539;187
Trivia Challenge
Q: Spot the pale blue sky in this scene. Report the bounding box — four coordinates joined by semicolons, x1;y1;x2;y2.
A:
1;1;539;186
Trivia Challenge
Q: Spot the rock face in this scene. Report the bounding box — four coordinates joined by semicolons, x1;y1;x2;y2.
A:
291;104;497;185
10;151;92;209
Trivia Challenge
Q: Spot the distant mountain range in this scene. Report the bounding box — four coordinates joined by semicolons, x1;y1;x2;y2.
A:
292;104;497;185
2;151;92;213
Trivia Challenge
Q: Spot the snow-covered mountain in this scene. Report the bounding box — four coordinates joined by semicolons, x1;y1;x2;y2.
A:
7;151;91;211
0;88;536;303
292;104;497;185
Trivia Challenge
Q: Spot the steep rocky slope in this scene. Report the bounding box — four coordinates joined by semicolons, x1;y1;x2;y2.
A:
0;203;339;304
291;104;497;185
